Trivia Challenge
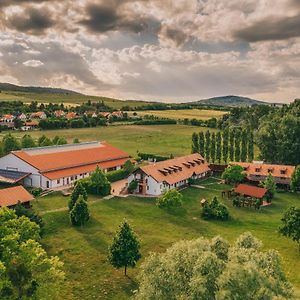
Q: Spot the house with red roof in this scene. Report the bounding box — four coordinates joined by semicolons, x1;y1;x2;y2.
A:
231;162;295;186
54;110;65;118
0;186;34;208
0;142;130;189
30;111;47;119
65;112;78;120
128;153;211;196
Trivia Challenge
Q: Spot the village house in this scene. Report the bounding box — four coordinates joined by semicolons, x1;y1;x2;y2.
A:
0;186;34;208
111;111;123;119
18;113;27;121
231;161;295;186
21;121;39;131
128;153;211;196
54;110;65;118
0;141;130;189
1;114;15;123
99;112;111;119
65;112;77;120
30;111;47;119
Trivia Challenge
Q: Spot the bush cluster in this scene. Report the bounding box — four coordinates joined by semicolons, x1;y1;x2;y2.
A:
201;197;229;220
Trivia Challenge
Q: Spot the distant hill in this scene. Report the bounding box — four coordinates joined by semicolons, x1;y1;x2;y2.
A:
0;82;81;95
189;95;269;107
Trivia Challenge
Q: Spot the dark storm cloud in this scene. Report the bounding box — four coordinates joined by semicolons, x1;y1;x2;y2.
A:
0;40;106;88
6;7;55;35
160;25;189;47
79;1;158;34
234;14;300;42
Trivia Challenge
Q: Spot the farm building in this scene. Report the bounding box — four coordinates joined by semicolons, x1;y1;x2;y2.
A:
128;153;210;196
0;142;130;189
231;162;295;186
0;186;34;208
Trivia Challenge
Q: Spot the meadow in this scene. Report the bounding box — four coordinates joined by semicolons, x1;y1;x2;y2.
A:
34;185;300;299
3;125;220;157
127;109;227;120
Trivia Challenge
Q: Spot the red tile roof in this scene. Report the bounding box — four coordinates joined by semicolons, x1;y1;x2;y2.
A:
42;157;129;179
140;153;210;185
13;142;129;173
234;184;267;199
0;186;34;207
65;112;77;119
232;162;295;179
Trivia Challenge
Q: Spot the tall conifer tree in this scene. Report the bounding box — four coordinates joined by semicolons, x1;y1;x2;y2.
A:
234;130;241;161
247;131;254;162
216;131;222;164
191;132;199;153
229;129;235;162
198;132;205;156
241;129;248;162
222;128;229;163
210;133;216;163
205;130;211;162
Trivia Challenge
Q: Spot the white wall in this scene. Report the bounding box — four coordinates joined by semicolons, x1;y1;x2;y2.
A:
0;153;42;187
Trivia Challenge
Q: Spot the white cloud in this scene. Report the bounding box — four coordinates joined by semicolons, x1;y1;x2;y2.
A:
23;59;44;67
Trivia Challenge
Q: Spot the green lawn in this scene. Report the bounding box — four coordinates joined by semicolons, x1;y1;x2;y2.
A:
127;109;227;120
34;187;300;299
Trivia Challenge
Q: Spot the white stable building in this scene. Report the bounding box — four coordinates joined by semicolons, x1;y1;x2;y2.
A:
128;153;211;196
0;142;130;189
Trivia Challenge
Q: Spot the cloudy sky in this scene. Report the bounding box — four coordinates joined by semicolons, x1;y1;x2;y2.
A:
0;0;300;103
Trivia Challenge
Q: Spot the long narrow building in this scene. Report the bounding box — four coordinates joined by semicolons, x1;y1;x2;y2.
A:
0;141;130;189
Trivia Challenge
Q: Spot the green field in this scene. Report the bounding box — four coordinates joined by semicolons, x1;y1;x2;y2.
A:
34;186;300;299
127;109;227;120
1;124;260;159
3;125;218;157
0;91;153;109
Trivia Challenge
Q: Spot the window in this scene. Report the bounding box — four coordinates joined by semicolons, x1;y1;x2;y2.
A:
147;186;149;190
255;168;260;172
71;176;74;181
280;170;286;175
57;179;60;184
267;169;273;173
46;181;50;188
75;175;78;180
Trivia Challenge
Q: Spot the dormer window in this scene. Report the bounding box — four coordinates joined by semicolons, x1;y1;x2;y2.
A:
255;168;260;172
267;169;273;173
280;169;286;175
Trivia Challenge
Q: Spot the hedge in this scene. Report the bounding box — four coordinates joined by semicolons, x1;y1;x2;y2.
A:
138;152;169;162
106;169;130;183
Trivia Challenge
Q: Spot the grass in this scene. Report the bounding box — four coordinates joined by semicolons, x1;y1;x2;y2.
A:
3;125;220;157
127;109;227;120
34;187;300;299
0;91;155;109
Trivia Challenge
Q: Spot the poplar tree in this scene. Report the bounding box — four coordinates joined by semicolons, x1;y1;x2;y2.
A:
210;132;216;163
215;131;222;164
108;220;141;276
222;128;229;163
191;132;199;153
205;130;211;162
247;131;254;162
234;130;241;162
241;129;248;162
198;132;205;156
229;129;235;162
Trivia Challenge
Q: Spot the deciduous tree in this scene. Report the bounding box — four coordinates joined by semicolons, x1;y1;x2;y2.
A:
2;133;20;154
222;165;246;184
156;189;183;209
261;172;276;201
279;207;300;251
21;134;36;148
136;232;292;299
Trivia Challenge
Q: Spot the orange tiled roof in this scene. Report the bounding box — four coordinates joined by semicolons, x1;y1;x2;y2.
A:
234;184;267;199
140;153;210;185
231;162;295;179
25;121;38;126
31;111;45;117
99;112;111;118
65;112;77;119
13;142;129;172
2;114;15;119
42;157;129;179
0;186;34;207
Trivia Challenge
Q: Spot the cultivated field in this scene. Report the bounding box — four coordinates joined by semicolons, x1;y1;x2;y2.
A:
127;109;227;120
34;185;300;299
0;91;154;109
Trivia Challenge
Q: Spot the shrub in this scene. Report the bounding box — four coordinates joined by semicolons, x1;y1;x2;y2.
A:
222;165;246;184
202;197;229;220
128;180;138;193
156;189;183;209
29;187;43;197
106;168;129;182
70;195;90;226
138;152;169;162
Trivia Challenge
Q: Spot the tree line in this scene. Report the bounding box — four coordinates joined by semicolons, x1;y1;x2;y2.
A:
191;128;254;164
